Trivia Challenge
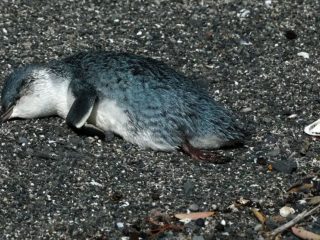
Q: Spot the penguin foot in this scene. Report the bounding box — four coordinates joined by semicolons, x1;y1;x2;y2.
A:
181;142;231;164
71;124;106;140
104;130;115;142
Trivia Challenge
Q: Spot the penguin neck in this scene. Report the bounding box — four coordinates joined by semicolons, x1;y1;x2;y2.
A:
42;63;75;119
54;79;74;119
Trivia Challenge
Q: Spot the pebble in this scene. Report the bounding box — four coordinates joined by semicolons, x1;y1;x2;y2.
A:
267;147;280;157
279;206;295;217
116;222;124;229
300;140;311;155
215;222;225;232
297;52;310;59
211;204;218;210
237;9;250;19
189;203;199;212
26;148;34;155
271;159;297;174
183;180;195;195
18;137;28;144
284;30;297;40
257;157;268;165
254;224;263;231
241;107;252;113
265;0;272;7
195;218;205;227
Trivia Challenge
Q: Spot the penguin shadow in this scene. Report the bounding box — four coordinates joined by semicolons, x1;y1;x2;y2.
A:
1;112;250;165
70;124;248;164
69;124;115;142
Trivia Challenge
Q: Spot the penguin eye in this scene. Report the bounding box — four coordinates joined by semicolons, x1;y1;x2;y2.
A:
18;76;35;97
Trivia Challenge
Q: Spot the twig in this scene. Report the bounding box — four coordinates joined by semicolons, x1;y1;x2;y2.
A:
267;204;320;238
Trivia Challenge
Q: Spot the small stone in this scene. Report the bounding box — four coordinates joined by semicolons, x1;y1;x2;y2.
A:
195;218;205;227
271;159;297;174
265;0;272;7
262;117;273;124
257;157;267;165
268;147;280;157
237;9;250;19
215;222;225;231
26;148;34;155
111;192;123;202
211;204;218;210
183;180;194;195
284;30;297;40
116;222;124;229
104;131;114;142
241;107;252;113
279;206;295;217
189;203;199;212
265;218;280;229
297;52;310;59
185;222;197;232
150;191;160;201
115;148;122;153
300;140;311;155
254;224;263;231
22;41;32;49
18;137;28;144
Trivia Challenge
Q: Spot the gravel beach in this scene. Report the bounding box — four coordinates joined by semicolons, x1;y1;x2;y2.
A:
0;0;319;239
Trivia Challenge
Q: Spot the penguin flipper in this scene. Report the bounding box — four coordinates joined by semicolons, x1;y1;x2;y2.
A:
66;93;96;129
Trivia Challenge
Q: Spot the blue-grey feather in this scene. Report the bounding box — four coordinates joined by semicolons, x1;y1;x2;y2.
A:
1;51;246;149
58;52;245;146
1;65;40;111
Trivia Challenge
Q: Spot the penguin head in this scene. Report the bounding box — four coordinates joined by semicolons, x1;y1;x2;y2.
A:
1;65;58;122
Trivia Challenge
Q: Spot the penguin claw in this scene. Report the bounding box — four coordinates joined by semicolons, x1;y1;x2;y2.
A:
181;142;231;164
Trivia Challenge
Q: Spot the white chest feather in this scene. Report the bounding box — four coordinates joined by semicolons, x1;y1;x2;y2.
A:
89;99;130;136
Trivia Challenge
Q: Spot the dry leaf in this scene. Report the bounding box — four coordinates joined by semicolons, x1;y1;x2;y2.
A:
307;196;320;205
268;164;273;171
271;215;287;224
288;183;313;193
274;234;282;240
175;211;215;221
291;226;320;240
252;208;267;224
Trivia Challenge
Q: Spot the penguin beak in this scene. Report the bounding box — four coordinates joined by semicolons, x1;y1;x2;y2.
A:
0;105;14;123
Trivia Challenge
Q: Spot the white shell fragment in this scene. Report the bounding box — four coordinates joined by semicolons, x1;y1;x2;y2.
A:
304;119;320;136
279;206;295;217
265;0;272;7
237;9;250;19
297;52;310;59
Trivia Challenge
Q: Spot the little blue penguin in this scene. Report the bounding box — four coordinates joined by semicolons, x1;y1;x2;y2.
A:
1;51;246;163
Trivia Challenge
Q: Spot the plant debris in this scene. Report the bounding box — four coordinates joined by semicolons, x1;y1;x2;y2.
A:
291;226;320;240
175;211;216;222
